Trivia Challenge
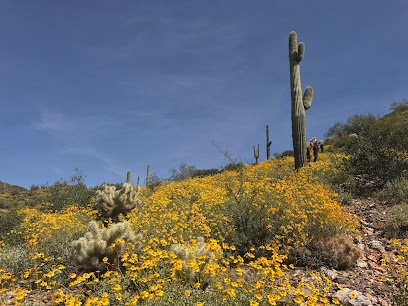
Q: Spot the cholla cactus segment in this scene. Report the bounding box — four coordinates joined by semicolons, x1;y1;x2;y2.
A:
94;183;142;221
309;137;318;145
169;237;222;286
71;221;142;272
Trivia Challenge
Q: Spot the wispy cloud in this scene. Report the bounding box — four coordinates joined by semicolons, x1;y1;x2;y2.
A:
58;146;126;178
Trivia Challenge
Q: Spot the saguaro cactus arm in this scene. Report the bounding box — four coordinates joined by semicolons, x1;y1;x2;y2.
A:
289;31;314;169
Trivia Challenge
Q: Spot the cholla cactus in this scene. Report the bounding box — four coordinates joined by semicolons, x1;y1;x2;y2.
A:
71;221;142;272
94;183;142;222
170;237;222;287
318;140;324;152
309;137;320;162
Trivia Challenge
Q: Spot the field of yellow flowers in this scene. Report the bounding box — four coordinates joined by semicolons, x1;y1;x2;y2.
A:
0;154;367;305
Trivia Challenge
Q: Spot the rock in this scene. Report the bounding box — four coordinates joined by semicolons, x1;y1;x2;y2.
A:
356;259;368;268
373;265;386;273
319;266;338;279
369;240;386;253
360;220;369;226
333;288;372;306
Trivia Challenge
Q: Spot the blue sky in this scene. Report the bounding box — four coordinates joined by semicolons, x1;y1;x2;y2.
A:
1;1;407;189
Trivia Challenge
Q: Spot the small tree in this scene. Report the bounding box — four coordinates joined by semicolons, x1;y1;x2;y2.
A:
168;163;197;182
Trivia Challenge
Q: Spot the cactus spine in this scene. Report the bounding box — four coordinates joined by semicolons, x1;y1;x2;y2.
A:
126;171;131;184
266;125;272;160
253;144;260;164
289;31;314;170
146;164;150;188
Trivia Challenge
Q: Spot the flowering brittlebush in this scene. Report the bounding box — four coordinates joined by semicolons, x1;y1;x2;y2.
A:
0;153;360;304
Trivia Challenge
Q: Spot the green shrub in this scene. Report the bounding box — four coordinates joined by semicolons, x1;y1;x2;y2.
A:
46;183;94;211
221;196;271;258
0;209;25;246
191;168;220;178
40;227;87;260
169;163;197;182
377;175;408;206
46;168;94;211
325;113;377;138
394;276;408;306
0;244;32;276
384;203;408;238
344;121;408;192
0;198;10;209
215;167;274;258
273;150;294;158
221;162;244;173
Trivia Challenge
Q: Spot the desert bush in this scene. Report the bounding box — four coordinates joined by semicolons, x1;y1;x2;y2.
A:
46;182;94;211
390;99;408;113
0;198;10;209
221;187;271;258
376;175;408;206
30;184;40;191
221;162;244;173
168;163;198;182
191;168;220;178
18;205;95;254
0;244;32;276
344;121;408;192
169;237;222;288
325;113;377;138
208;156;358;258
46;168;94;211
384;203;408;238
394;280;408;306
0;209;25;246
273;150;294;158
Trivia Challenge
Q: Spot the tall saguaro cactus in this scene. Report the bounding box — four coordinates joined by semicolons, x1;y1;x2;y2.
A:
266;125;272;160
126;171;131;184
289;31;314;170
146;164;150;188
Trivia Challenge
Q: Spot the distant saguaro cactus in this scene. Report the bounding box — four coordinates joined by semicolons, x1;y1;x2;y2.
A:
126;171;131;184
253;144;260;164
289;31;314;169
266;125;272;160
146;164;150;188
